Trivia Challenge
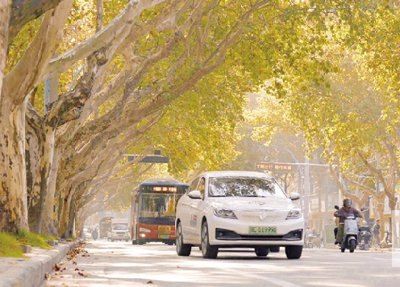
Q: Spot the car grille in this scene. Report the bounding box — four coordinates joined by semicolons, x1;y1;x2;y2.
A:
236;210;287;223
215;228;302;241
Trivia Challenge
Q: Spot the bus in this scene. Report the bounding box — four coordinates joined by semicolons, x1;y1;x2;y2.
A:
99;216;113;238
131;178;189;245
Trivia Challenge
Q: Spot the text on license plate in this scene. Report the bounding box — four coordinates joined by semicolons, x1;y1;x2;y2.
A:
249;226;277;235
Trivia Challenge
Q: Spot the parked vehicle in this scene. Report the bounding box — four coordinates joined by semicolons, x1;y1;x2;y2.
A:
380;230;392;248
175;171;304;259
334;205;362;253
109;218;130;242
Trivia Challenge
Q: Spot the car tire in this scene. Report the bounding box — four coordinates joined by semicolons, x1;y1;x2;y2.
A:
255;247;269;257
285;245;303;259
201;221;218;259
176;222;191;256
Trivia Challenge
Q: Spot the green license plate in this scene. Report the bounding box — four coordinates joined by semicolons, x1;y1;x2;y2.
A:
159;235;170;239
249;226;277;235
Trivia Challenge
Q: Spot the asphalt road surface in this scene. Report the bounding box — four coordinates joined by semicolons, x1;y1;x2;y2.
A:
41;240;400;287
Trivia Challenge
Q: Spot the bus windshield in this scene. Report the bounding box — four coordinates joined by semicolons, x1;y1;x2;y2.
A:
139;193;180;225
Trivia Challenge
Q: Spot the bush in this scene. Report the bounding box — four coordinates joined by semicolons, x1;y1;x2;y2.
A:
15;229;50;249
0;232;24;258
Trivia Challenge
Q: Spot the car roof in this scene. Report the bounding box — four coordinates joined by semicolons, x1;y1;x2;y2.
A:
199;170;274;179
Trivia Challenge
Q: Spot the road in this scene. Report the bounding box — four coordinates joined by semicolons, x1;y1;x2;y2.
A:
41;240;400;287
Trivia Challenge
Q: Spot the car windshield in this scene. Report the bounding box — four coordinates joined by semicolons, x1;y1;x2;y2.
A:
208;176;286;198
112;223;128;230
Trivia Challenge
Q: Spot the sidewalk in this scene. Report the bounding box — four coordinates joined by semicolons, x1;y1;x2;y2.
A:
0;241;78;287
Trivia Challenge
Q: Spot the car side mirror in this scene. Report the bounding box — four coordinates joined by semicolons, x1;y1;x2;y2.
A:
334;205;339;210
290;192;300;201
188;190;202;199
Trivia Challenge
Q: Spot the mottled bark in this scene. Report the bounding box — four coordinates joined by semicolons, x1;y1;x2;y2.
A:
0;0;72;233
40;148;60;235
9;0;63;41
26;122;42;232
0;0;11;95
0;97;29;232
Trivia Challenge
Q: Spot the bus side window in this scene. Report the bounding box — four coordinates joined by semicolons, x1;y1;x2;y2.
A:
189;177;200;193
198;178;205;198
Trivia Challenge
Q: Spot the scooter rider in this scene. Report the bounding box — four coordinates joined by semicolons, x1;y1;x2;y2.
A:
334;198;362;244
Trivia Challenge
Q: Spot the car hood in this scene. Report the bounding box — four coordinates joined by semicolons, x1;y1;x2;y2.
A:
209;196;296;210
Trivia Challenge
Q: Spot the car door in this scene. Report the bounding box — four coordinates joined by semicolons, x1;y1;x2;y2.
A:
178;177;199;241
188;177;207;243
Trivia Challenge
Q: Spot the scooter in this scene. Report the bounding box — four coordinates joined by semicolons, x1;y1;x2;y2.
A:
334;205;362;253
358;230;371;250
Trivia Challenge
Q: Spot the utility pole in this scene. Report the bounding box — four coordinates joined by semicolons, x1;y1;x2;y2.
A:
304;156;310;228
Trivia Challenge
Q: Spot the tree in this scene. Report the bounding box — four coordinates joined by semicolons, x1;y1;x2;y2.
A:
2;0;369;237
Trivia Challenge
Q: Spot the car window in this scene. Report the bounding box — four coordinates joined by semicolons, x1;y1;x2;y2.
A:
198;177;206;198
208;177;286;198
188;177;200;193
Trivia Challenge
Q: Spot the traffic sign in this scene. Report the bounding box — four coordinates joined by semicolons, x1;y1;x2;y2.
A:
256;162;293;171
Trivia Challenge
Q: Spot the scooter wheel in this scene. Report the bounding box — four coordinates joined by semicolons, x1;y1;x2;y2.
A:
349;240;356;253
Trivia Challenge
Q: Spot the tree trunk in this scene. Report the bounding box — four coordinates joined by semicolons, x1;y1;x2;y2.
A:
41;148;60;235
58;186;74;238
36;126;56;234
26;123;41;232
0;98;29;232
0;0;11;96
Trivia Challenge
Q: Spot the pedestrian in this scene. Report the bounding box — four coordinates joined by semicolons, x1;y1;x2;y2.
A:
372;219;381;247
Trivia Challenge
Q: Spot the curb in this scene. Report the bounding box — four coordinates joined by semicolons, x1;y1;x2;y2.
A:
0;241;79;287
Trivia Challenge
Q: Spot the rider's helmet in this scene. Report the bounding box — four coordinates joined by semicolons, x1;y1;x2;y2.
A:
361;220;368;227
343;197;352;208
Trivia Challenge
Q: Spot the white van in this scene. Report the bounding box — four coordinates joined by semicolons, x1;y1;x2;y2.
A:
109;219;130;242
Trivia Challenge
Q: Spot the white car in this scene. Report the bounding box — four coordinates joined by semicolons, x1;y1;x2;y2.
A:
175;171;304;259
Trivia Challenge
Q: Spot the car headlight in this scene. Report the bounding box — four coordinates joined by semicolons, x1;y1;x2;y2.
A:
286;209;302;220
212;207;237;219
139;227;151;233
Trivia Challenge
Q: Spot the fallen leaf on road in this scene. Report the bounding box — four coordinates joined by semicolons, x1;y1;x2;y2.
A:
9;262;17;265
177;266;180;268
72;261;77;265
53;264;61;271
45;273;51;280
147;281;153;284
78;271;88;277
75;268;79;271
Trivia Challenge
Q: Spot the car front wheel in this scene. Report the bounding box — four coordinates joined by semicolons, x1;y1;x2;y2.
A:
285;245;303;259
176;222;191;256
255;247;268;257
201;221;218;259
